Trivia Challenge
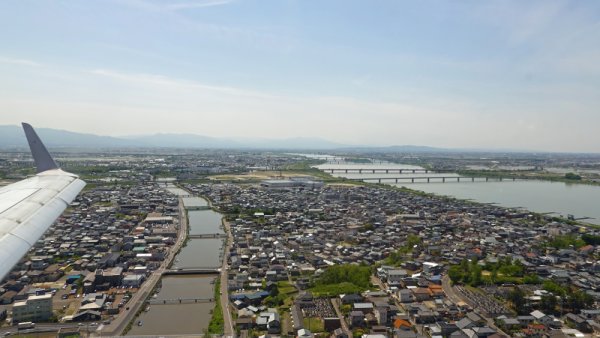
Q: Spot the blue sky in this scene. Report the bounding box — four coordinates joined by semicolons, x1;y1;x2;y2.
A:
1;0;599;151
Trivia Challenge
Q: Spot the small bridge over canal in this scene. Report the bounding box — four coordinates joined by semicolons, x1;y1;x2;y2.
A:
188;233;226;239
324;168;453;174
148;297;215;305
186;205;211;211
163;267;220;275
349;176;517;184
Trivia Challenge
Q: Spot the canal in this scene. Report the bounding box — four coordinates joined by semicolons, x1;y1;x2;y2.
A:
127;186;224;335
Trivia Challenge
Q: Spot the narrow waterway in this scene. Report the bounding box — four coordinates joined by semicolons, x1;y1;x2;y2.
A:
126;276;216;335
127;187;224;335
189;210;225;236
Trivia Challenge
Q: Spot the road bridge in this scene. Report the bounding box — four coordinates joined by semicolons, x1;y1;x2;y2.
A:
349;176;516;184
188;233;226;239
186;205;211;210
324;168;453;174
163;267;220;275
148;297;214;305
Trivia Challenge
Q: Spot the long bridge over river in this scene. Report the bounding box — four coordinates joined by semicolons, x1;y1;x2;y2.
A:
348;176;517;184
323;168;454;174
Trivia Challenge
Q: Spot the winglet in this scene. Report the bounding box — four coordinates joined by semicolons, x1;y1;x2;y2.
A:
22;123;59;173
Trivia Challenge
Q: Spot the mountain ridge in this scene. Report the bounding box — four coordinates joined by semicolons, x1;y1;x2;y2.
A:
0;124;545;153
0;125;349;150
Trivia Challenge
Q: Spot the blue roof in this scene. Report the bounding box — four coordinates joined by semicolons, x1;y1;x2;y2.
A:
230;294;247;301
247;291;270;300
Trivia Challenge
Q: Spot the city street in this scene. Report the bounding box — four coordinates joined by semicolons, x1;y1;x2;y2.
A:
220;220;234;337
96;197;189;336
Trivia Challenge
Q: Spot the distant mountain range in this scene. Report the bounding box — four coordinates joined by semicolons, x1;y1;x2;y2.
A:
0;125;349;150
0;125;544;153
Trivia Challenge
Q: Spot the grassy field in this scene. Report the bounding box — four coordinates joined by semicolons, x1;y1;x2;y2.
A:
303;317;325;332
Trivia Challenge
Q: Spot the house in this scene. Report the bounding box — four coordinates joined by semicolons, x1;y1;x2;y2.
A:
72;310;101;321
394;330;427;338
297;328;314;338
332;327;348;338
388;269;408;284
353;302;374;313
517;315;535;327
497;317;520;330
257;308;281;334
531;310;551;325
340;294;363;305
236;317;253;330
374;307;388;326
471;326;497;337
565;313;592;333
393;318;412;330
398;289;413;303
456;317;476;330
350;311;365;327
412;288;431;301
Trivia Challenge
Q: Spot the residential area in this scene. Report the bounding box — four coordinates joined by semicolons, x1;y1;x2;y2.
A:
1;152;600;338
184;176;600;338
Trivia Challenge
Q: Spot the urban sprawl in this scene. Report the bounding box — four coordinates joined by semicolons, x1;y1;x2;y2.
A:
1;152;600;338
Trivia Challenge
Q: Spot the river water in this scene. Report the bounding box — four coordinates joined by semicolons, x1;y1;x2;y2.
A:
314;162;600;224
126;276;216;335
189;210;225;236
127;189;224;335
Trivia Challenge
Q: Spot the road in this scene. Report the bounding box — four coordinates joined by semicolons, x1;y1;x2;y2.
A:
441;275;465;306
441;275;509;337
220;219;235;338
97;196;189;336
331;298;352;337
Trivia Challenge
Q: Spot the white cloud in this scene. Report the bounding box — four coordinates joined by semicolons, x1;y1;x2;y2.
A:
166;0;234;11
88;68;277;99
115;0;233;12
0;57;41;67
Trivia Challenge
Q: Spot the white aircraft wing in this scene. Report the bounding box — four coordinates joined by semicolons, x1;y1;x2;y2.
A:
0;123;85;280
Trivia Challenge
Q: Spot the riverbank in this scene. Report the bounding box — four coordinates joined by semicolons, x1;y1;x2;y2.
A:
124;188;226;335
456;169;600;187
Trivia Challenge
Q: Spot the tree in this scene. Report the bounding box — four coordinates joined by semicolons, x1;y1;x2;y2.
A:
523;274;541;284
540;294;558;314
566;290;593;313
565;173;582;180
448;266;464;284
543;280;567;297
508;288;527;314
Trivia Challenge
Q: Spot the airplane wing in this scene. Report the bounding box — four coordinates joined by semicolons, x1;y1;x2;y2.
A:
0;123;85;280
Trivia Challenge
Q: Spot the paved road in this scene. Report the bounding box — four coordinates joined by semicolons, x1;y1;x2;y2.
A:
220;219;234;337
441;275;466;306
441;275;509;337
331;298;352;337
97;197;188;336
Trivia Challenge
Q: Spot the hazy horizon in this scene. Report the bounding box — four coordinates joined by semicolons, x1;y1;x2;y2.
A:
1;1;599;152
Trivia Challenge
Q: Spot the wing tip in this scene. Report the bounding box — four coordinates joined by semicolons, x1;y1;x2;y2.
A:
21;122;59;173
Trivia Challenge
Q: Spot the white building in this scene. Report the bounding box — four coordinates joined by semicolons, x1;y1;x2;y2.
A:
12;293;53;324
122;274;145;287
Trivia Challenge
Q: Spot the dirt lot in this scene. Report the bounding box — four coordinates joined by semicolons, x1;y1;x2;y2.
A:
209;171;315;181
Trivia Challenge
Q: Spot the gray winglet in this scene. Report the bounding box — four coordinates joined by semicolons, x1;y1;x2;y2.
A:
22;123;59;173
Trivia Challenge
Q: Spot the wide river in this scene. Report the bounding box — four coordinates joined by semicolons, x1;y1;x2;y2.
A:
315;161;600;224
128;186;224;335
